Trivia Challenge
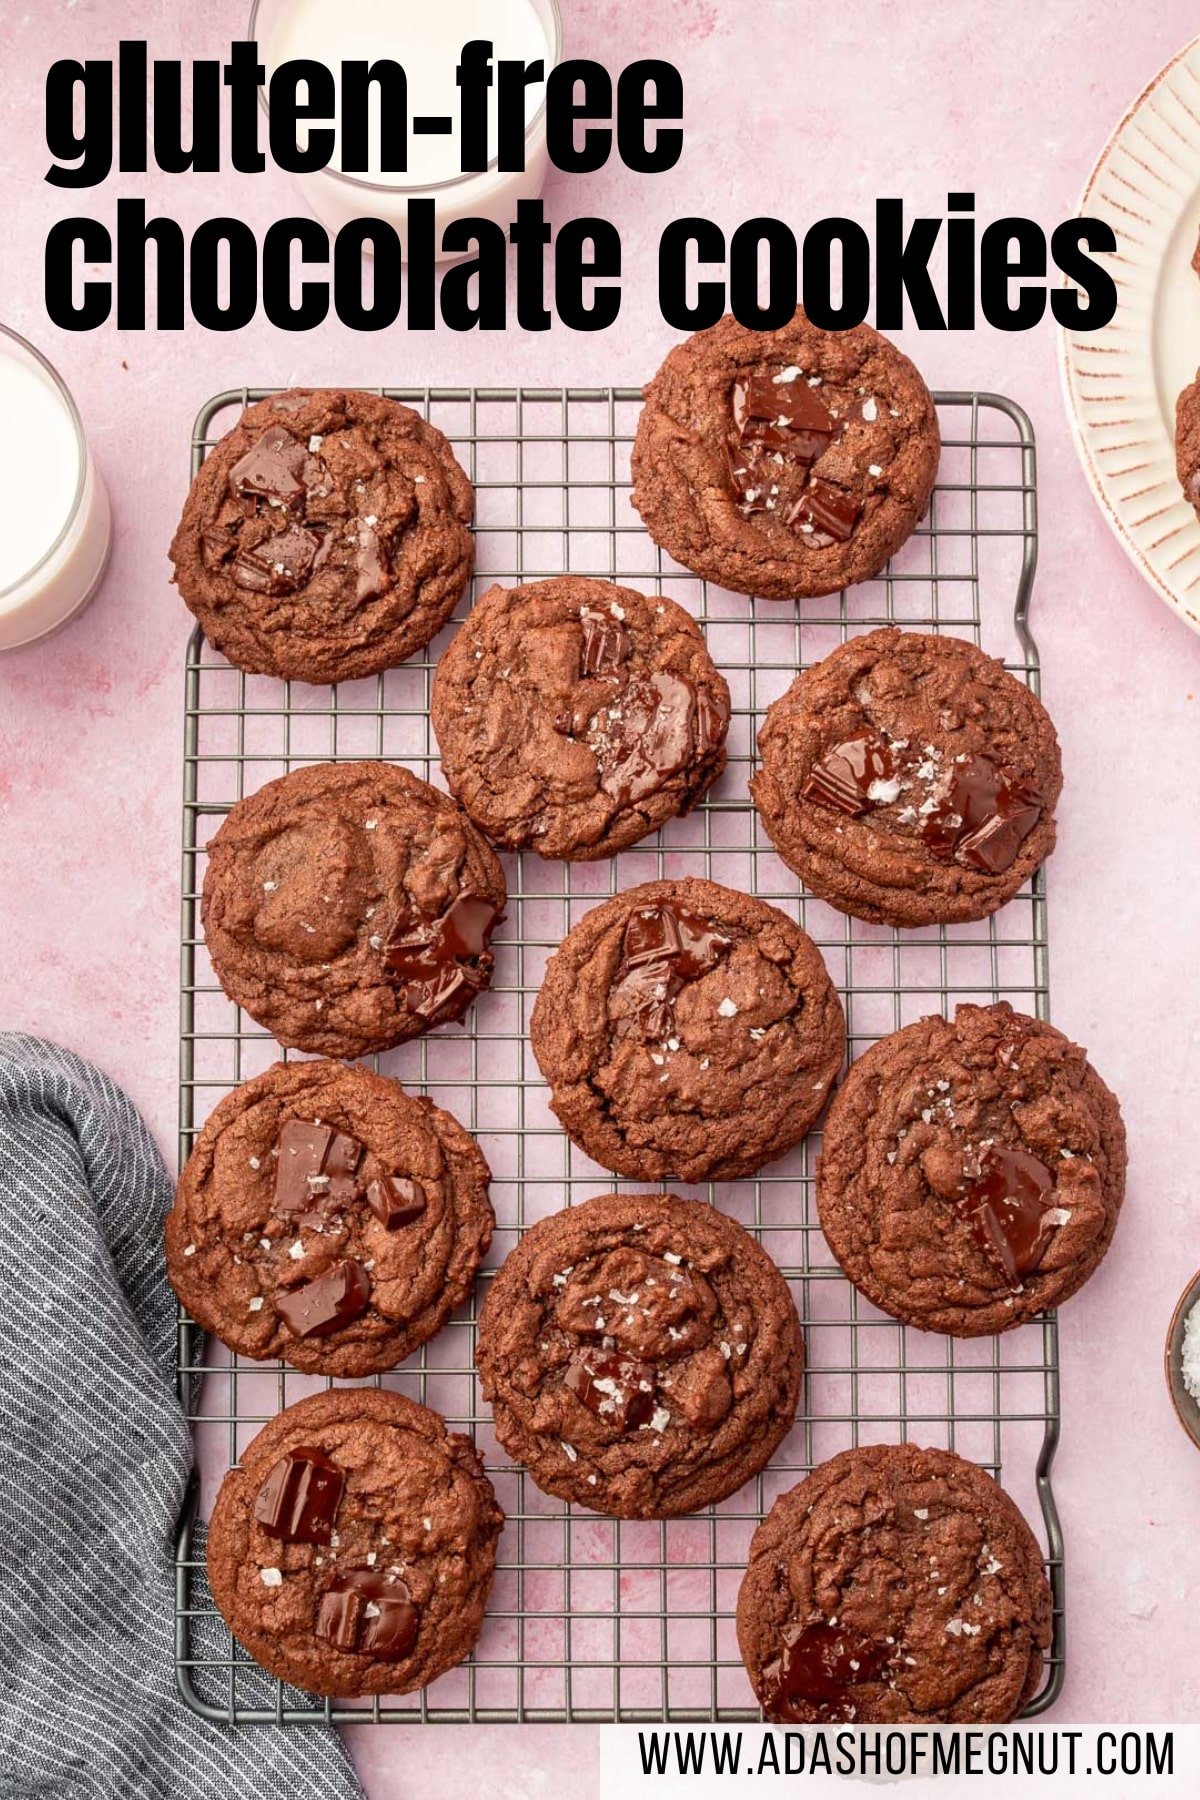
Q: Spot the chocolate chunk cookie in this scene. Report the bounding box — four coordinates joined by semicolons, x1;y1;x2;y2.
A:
630;312;940;599
476;1191;803;1517
817;1003;1127;1337
170;389;473;683
751;629;1062;927
166;1060;493;1377
1176;372;1200;519
202;761;506;1057
737;1443;1052;1723
529;878;845;1184
430;578;730;860
207;1388;503;1697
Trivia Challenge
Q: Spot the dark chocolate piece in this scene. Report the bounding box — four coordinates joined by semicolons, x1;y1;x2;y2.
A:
956;1143;1057;1285
580;608;630;678
608;901;733;1043
253;1445;345;1544
597;672;699;806
230;425;307;512
564;1348;656;1429
763;1621;893;1722
794;478;860;544
732;373;835;463
384;891;501;1024
921;755;1043;875
803;733;896;817
273;1120;335;1215
315;1569;420;1660
276;1259;372;1338
365;1173;427;1230
272;1118;365;1220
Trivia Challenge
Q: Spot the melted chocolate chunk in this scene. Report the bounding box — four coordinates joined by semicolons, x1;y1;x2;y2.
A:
792;477;860;544
597;672;700;805
232;523;323;597
383;891;501;1024
732;373;835;463
763;1621;893;1722
276;1259;372;1338
580;609;630;678
803;733;896;816
564;1348;656;1429
230;425;308;512
956;1143;1057;1285
365;1173;427;1230
356;520;388;602
921;755;1043;875
222;423;353;597
727;370;860;542
695;686;730;755
609;902;733;1043
273;1120;365;1219
253;1445;345;1544
315;1569;419;1660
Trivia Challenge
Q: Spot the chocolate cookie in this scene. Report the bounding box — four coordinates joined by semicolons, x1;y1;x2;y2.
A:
1176;372;1200;519
529;878;845;1184
430;578;730;860
630;312;940;600
166;1060;493;1377
201;761;506;1057
736;1443;1052;1723
170;389;473;683
817;1002;1127;1337
476;1191;803;1517
751;629;1062;927
207;1388;503;1697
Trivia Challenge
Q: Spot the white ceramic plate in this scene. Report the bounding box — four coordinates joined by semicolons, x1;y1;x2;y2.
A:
1061;33;1200;634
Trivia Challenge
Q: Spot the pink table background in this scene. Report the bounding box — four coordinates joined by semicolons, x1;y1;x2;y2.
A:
3;0;1200;1786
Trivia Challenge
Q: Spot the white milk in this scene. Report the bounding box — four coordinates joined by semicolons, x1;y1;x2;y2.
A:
258;0;560;253
0;331;111;652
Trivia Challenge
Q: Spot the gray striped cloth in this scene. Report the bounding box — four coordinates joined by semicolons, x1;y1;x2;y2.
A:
0;1034;363;1800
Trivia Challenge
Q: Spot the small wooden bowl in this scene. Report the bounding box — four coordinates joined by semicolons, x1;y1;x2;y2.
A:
1165;1268;1200;1451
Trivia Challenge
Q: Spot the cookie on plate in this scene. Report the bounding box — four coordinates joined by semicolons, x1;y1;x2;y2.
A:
1176;372;1200;518
207;1388;503;1697
529;877;845;1184
170;389;473;683
751;628;1062;927
201;761;506;1057
166;1059;493;1377
476;1191;803;1517
431;577;730;860
736;1443;1052;1723
816;1002;1127;1337
630;311;940;599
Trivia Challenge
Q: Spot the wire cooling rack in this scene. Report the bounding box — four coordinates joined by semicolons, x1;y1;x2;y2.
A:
175;385;1063;1725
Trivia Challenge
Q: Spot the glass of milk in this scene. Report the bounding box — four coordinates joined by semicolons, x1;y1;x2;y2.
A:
250;0;563;255
0;327;112;653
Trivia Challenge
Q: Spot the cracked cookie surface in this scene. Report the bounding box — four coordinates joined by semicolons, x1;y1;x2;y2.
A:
476;1191;803;1517
751;629;1062;927
529;877;845;1184
201;760;506;1057
207;1388;503;1697
737;1443;1052;1723
170;388;473;683
816;1003;1127;1337
431;577;730;860
166;1059;494;1377
631;312;940;600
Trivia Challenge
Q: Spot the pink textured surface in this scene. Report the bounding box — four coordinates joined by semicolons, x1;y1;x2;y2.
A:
2;0;1199;1779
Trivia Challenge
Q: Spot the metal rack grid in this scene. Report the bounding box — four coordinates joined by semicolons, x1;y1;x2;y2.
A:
175;385;1063;1725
